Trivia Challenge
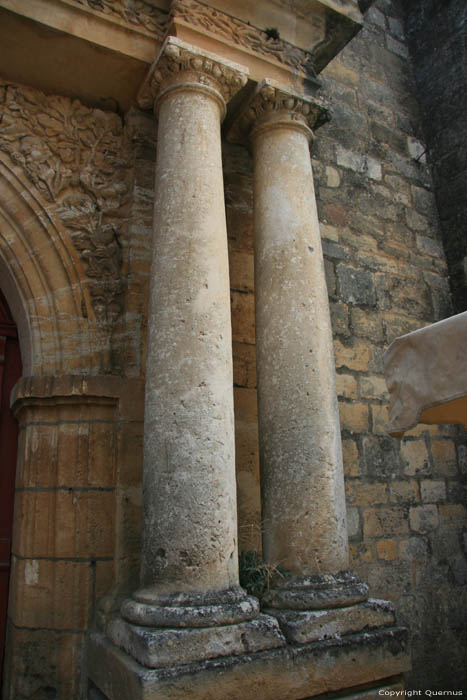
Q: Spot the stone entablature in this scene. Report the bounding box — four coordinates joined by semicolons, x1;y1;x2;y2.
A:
0;0;364;112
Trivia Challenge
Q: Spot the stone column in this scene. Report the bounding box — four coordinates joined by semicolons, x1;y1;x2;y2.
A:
228;81;372;640
106;41;284;669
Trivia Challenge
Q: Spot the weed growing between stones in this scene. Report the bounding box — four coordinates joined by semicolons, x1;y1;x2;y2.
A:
239;550;288;597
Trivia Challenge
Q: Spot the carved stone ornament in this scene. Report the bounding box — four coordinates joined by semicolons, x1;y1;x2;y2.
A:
0;82;131;327
138;36;249;112
71;0;168;39
169;0;317;79
227;79;331;145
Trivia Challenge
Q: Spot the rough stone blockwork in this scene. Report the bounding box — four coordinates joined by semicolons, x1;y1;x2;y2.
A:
226;0;467;692
404;0;467;313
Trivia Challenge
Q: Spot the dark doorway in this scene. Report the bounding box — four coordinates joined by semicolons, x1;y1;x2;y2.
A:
0;289;22;683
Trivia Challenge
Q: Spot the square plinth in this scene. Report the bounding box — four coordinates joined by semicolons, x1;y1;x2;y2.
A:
88;625;410;700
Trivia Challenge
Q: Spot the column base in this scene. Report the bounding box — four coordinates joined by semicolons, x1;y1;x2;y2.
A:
87;625;410;700
261;570;369;610
121;586;261;628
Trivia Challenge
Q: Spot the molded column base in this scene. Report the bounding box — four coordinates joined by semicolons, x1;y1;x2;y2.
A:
87;625;410;700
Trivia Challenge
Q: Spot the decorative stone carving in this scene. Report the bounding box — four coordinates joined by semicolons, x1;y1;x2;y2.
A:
0;82;131;327
138;36;248;111
169;0;317;77
227;79;331;145
72;0;168;39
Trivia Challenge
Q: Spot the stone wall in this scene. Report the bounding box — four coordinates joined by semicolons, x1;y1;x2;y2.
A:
404;0;467;313
228;0;467;691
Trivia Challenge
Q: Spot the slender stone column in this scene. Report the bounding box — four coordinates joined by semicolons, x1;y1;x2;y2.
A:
228;80;368;621
105;42;284;668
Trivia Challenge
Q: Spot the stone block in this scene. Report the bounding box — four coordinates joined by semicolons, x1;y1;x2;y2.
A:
106;614;285;668
229;250;254;293
362;434;402;478
231;291;255;344
438;504;467;531
359;375;388;401
351;308;384;341
339;402;369;432
232;342;256;389
382;312;425;345
345;481;387;506
336;145;382;180
350;542;373;564
269;599;395;644
88;626;410;700
325;258;337;295
334;339;370;371
8;556;98;629
347;507;360;538
416;234;444;257
420;480;446;503
376;540;397;561
399;537;428;562
323;239;350;261
400;440;430;476
363;508;408;538
342;438;361;477
336;373;358;399
4;626;83;700
370;404;390;435
386;35;408;59
326;166;341;187
389;480;419;504
409;505;439;534
331;302;351;338
12;488;115;559
337;264;376;306
320;222;340;241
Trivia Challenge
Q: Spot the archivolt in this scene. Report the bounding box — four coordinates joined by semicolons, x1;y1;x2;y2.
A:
0;156;103;376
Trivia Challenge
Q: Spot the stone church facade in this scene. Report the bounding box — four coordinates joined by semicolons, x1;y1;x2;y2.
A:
0;0;465;698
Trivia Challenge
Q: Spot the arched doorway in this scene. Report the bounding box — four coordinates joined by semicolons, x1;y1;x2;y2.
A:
0;289;22;683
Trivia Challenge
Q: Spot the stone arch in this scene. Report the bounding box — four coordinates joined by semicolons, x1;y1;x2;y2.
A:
0;156;103;376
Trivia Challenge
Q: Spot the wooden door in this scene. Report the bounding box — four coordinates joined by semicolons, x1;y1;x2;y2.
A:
0;290;22;681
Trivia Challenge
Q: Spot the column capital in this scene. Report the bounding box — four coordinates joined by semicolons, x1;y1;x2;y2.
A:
227;78;330;145
137;36;248;118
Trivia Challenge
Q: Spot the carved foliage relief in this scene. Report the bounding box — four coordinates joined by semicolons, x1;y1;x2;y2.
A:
72;0;168;39
0;82;131;327
170;0;317;77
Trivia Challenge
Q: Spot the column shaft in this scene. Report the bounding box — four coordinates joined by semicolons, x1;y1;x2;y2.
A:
141;77;237;597
253;117;349;576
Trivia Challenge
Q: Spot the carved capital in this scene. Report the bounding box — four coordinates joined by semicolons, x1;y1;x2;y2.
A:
227;79;331;145
137;37;248;116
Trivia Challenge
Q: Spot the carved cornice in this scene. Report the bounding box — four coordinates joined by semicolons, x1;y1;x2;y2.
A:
169;0;317;79
71;0;168;38
0;82;131;327
138;36;248;112
227;79;331;145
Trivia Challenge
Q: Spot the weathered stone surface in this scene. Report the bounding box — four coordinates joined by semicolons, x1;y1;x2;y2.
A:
230;80;348;582
138;38;248;597
267;599;395;644
262;571;369;611
106;613;285;668
121;589;259;628
88;626;410;700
